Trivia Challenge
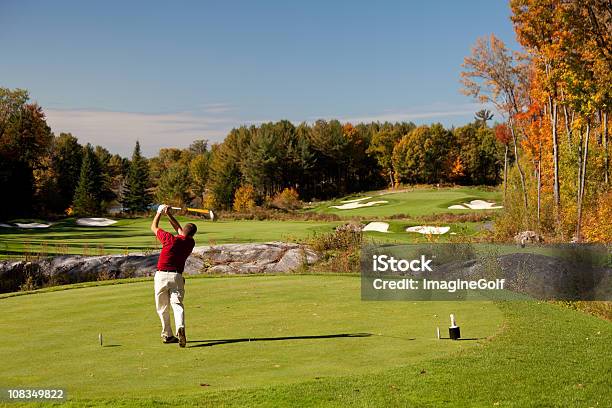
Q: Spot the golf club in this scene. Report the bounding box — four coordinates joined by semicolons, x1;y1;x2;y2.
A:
170;206;216;221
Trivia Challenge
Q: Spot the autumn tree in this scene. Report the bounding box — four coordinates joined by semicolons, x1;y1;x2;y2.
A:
392;124;455;185
206;127;251;209
453;123;503;185
0;88;53;218
367;128;404;187
494;123;512;200
233;184;256;212
461;34;531;216
511;0;611;239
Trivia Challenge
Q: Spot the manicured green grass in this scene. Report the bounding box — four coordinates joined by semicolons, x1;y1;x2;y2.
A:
312;186;502;218
0;217;484;259
0;218;485;259
0;218;337;258
0;275;502;404
1;276;610;407
0;187;503;259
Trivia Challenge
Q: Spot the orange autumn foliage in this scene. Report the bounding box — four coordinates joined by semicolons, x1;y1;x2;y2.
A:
582;192;612;243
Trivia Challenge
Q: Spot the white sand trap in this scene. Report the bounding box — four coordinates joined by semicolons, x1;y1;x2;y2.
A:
362;222;390;233
0;223;13;228
15;222;51;228
340;196;372;203
76;218;118;226
406;225;450;235
331;200;388;210
449;200;503;210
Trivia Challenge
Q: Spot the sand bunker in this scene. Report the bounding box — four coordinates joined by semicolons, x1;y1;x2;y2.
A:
405;225;450;235
340;196;372;203
76;218;118;226
449;200;503;210
331;200;388;210
0;223;13;228
15;223;51;228
362;222;390;233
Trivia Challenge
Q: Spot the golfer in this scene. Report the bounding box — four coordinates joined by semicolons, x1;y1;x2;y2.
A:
150;204;197;347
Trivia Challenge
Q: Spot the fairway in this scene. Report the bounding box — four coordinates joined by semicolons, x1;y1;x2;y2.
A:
0;275;501;401
0;218;337;258
313;187;502;217
0;186;503;259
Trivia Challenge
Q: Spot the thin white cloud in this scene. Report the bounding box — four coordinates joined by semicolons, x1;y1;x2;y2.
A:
45;108;237;157
337;103;496;124
252;103;499;126
198;103;234;114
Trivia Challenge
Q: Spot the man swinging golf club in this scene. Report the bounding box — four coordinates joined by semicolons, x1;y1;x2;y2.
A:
151;204;197;347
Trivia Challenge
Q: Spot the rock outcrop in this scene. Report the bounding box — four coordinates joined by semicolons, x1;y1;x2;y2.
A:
0;242;320;293
514;230;544;247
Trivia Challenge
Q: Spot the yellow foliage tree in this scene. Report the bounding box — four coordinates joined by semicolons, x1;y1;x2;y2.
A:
272;187;301;210
582;192;612;243
449;157;465;181
233;184;256;212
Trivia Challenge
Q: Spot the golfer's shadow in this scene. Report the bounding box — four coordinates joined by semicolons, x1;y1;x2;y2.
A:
187;333;372;348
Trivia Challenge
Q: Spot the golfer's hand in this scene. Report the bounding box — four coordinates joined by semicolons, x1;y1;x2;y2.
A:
157;204;168;214
164;206;171;215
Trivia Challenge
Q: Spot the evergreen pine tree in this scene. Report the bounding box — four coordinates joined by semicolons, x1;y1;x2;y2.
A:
72;144;102;216
122;141;151;212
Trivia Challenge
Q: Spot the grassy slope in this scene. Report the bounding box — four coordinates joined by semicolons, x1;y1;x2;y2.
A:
312;186;501;217
0;218;337;257
2;280;609;407
0;187;502;258
0;275;502;405
0;216;488;257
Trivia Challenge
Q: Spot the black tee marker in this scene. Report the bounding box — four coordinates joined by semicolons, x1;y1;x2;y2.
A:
449;314;461;340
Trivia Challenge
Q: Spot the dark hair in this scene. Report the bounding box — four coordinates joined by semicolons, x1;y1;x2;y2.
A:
183;223;197;237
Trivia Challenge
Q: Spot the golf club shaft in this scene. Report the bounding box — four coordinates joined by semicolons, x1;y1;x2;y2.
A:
170;206;212;215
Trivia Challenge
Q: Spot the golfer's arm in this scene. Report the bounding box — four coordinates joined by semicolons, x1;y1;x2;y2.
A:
150;212;162;234
167;213;183;235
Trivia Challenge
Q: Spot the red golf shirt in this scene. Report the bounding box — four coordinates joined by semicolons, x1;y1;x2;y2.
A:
156;229;195;273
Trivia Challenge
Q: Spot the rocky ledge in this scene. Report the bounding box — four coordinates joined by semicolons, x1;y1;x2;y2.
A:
0;242;320;293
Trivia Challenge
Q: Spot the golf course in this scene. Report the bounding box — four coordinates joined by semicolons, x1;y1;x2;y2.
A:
0;186;501;258
2;0;611;406
314;187;501;217
1;275;609;407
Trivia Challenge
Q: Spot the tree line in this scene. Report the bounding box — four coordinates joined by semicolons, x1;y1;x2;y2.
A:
205;118;505;209
0;88;506;218
461;0;610;241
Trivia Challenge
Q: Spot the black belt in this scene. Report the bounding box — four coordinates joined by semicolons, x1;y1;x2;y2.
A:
158;269;180;273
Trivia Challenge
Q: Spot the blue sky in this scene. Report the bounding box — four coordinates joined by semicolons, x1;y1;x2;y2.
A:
0;0;521;156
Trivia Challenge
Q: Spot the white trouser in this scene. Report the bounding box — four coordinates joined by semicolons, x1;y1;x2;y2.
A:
154;271;185;338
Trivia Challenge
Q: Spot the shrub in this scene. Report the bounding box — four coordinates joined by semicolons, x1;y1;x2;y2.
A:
582;191;612;243
203;191;218;210
271;187;301;210
233;185;256;212
308;226;362;252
